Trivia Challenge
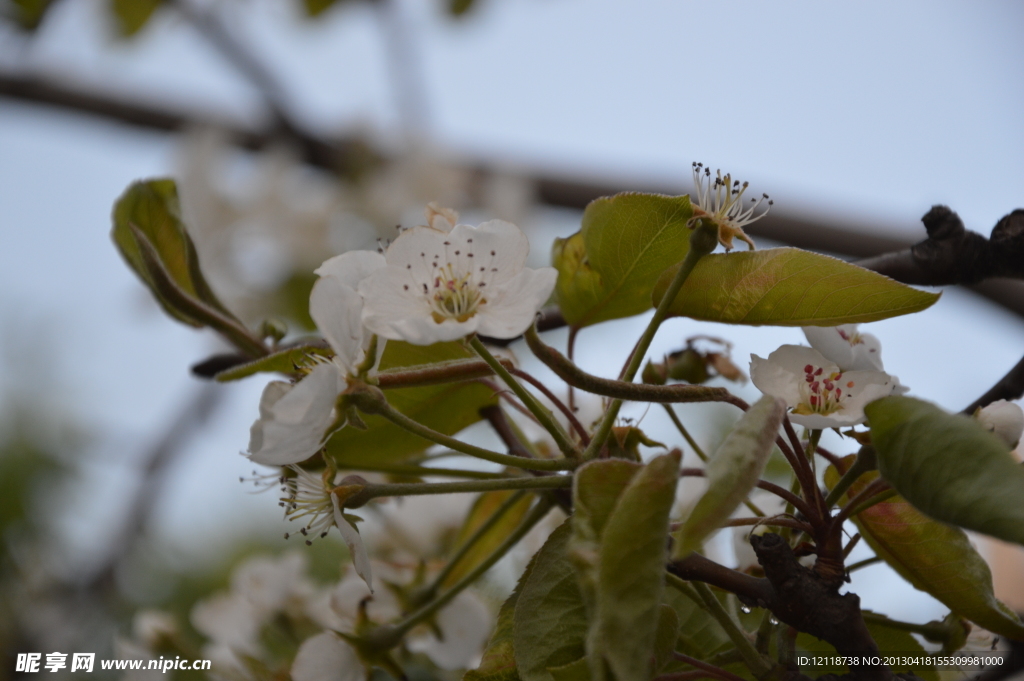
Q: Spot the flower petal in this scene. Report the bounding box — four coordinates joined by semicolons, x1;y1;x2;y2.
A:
310;276;365;374
406;591;491;669
291;632;362;681
749;353;802;406
476;267;557;338
977;400;1024;449
314;250;387;290
803;324;884;371
331;494;374;593
247;364;343;466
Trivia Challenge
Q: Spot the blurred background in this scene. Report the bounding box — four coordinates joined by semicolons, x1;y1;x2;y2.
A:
1;0;1023;676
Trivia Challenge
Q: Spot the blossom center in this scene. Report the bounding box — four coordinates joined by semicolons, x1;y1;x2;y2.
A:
401;237;502;325
278;466;337;545
793;363;856;416
430;263;486;323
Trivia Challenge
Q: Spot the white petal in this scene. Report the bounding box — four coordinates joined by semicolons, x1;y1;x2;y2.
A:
749;353;802;406
247;364;344;466
407;591;492;670
380;225;448;272
803;325;884;372
231;552;311;616
765;345;838;373
310;276;364;373
190;593;262;653
314;251;387;290
291;632;362;681
476;267;557;339
329;568;401;627
361;266;479;344
977;400;1024;448
331;494;374;593
450;220;530;286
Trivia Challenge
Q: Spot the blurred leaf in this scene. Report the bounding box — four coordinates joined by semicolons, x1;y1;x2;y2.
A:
797;611;937;681
441;490;534;589
270;270;317;331
6;0;57;29
303;0;339;16
111;178;233;327
449;0;476;16
547;658;590;681
215;344;331;382
553;193;693;328
652;248;940;326
466;561;522;681
572;459;642;550
674;396;784;557
866;396;1024;547
652;604;680;673
514;521;589;681
110;0;162;37
826;456;1024;639
661;587;732;659
325;341;497;467
588;452;680;681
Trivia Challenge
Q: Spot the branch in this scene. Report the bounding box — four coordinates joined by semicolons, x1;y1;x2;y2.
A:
963;353;1024;414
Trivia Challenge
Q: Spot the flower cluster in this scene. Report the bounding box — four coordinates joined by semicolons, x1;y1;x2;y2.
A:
751;323;903;428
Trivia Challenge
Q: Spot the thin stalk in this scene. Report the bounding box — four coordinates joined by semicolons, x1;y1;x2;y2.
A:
861;612;950;641
582;236;714;460
339;463;510;480
567;326;578;413
754;609;775;655
510;367;590;444
823;446;877;509
370;398;575;472
425;490;528;595
388;497;554;639
345;475;571;507
805;429;822;479
666;574;771;677
469;336;579;459
670;652;749;681
678;468;808;519
846;556;882;573
664;404;708;461
375;357;513;389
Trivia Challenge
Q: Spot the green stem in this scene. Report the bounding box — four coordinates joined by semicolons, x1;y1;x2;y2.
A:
337;462;510;480
469;336;579;459
425;490;528;596
860;612;950;641
345;475;571;508
824;446;877;509
582;232;715;460
367;395;575;472
666;574;771;677
754;609;775;655
664;404;708;462
375;357;515;389
389;497;554;639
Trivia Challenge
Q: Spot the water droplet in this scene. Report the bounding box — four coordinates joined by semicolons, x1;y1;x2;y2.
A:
769;616;779;625
739;605;752;614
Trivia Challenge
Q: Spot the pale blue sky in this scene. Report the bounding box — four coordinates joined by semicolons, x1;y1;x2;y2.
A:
1;0;1022;620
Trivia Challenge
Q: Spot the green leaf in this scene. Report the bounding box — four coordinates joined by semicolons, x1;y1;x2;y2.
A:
302;0;340;16
514;521;589;681
449;0;477;16
111;178;232;327
442;491;535;590
325;341;497;467
797;611;938;681
662;588;732;660
827;459;1024;639
110;0;162;37
466;555;526;681
652;604;681;673
590;452;680;681
674;396;785;557
8;0;58;29
215;344;332;382
866;396;1024;548
553;193;694;328
546;658;590;681
652;247;940;326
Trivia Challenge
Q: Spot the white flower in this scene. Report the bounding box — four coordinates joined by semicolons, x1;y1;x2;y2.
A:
689;162;772;251
247;366;344;466
976;400;1024;449
406;591;491;670
246;251;386;466
291;631;363;681
802;324;884;372
359;219;557;344
281;466;374;592
750;345;899;428
230;552;314;619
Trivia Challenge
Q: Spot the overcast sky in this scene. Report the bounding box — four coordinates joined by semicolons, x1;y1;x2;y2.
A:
1;0;1022;621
